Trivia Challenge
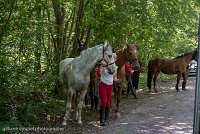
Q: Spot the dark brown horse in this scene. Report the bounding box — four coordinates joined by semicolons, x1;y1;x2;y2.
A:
77;39;87;55
147;49;197;92
113;43;140;118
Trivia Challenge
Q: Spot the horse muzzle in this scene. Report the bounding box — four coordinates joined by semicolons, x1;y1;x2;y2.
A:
132;65;140;71
107;65;117;75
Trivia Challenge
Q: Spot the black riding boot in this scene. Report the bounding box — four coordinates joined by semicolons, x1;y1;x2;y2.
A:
105;106;110;124
100;106;106;126
91;97;94;109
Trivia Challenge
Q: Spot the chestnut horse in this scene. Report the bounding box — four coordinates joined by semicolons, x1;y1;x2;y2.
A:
147;49;197;92
113;43;140;118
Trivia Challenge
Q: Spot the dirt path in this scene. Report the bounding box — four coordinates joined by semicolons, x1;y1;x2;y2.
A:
31;77;196;134
98;77;196;134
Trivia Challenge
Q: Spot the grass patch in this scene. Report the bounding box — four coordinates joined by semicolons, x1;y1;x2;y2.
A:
139;72;176;87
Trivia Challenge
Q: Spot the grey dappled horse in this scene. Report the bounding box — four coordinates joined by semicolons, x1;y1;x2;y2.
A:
59;41;117;125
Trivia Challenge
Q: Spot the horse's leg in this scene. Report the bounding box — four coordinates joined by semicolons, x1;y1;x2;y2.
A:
176;73;181;91
113;84;117;113
147;72;155;92
153;72;159;92
115;87;122;118
182;72;188;91
147;62;153;92
89;84;94;109
71;93;77;111
84;92;88;106
62;88;74;126
76;88;88;124
75;92;80;121
94;77;100;111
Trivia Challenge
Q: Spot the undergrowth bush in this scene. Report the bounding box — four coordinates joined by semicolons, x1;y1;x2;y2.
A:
0;57;59;130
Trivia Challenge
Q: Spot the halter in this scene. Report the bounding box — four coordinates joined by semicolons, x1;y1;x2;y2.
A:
98;45;115;67
124;45;140;71
125;46;138;61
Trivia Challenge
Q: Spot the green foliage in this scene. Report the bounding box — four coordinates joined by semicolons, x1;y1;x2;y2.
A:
0;52;57;128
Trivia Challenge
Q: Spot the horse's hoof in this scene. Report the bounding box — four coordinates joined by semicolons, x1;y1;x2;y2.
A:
61;122;67;126
90;108;95;112
154;89;158;92
115;113;121;119
146;90;151;93
182;89;187;91
176;89;180;92
100;122;106;126
78;120;82;124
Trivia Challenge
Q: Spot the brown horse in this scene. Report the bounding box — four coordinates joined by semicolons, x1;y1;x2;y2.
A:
77;39;87;55
113;43;140;118
147;49;197;92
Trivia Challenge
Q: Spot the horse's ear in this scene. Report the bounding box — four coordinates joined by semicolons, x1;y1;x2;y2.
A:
134;43;140;50
78;39;81;45
103;40;109;50
126;43;130;48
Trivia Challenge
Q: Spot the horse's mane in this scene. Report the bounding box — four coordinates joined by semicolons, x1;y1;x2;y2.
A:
116;45;126;54
175;50;195;59
116;43;137;54
78;45;101;60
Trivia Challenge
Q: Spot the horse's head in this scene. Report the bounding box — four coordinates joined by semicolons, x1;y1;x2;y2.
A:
125;43;140;71
98;40;117;74
77;39;86;54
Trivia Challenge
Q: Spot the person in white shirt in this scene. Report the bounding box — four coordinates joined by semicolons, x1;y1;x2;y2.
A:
99;52;118;126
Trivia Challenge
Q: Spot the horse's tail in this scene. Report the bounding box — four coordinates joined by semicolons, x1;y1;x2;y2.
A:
59;60;67;97
147;60;152;90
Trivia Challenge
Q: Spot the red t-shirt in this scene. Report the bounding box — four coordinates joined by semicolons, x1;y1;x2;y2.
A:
125;61;132;75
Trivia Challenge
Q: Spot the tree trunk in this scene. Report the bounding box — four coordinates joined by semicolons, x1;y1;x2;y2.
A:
72;0;90;56
52;0;65;95
35;1;42;73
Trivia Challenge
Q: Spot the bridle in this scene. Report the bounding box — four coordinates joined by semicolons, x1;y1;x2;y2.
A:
98;46;115;67
125;46;138;61
125;45;140;71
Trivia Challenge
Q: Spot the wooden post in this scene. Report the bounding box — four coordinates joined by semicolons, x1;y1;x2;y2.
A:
193;16;200;134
